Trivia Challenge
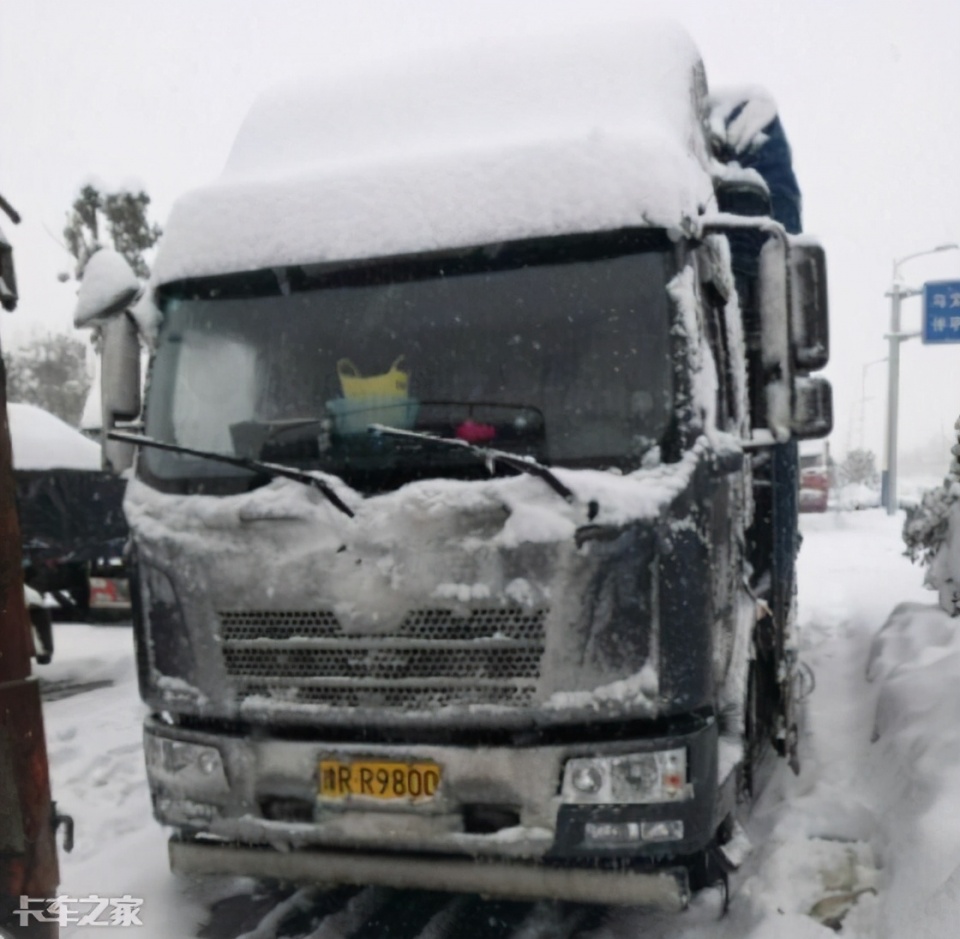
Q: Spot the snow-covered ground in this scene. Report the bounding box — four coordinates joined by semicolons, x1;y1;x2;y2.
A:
37;508;960;937
38;625;204;937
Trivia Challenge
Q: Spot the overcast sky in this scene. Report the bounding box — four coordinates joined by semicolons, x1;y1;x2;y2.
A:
2;0;959;467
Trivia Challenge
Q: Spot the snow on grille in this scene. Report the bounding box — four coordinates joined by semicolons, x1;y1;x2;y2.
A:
218;607;547;710
219;610;340;641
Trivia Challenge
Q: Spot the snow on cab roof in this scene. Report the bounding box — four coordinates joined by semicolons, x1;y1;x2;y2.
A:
8;403;101;471
152;19;715;285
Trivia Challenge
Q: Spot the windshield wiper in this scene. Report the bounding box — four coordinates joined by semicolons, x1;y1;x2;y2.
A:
369;425;574;503
108;430;355;518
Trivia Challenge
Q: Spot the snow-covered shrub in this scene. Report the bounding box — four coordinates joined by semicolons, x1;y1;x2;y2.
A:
903;481;958;567
902;420;960;615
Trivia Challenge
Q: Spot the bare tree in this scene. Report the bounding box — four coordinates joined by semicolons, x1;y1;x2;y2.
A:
5;333;92;426
839;449;879;487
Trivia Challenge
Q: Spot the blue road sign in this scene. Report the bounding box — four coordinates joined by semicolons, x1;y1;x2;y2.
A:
923;280;960;344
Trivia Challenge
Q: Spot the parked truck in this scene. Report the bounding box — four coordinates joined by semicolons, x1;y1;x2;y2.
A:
799;441;832;513
77;21;830;910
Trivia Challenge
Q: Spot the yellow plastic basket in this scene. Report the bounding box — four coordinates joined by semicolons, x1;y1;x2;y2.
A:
338;356;409;399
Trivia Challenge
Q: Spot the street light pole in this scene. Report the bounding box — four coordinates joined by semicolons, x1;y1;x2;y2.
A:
882;285;907;514
882;243;960;515
856;357;886;451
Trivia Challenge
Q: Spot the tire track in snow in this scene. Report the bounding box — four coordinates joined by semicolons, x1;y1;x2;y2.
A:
201;887;616;939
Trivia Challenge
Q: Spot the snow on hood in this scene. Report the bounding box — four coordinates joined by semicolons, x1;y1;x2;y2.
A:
125;442;706;547
152;19;715;285
126;447;705;718
8;403;101;471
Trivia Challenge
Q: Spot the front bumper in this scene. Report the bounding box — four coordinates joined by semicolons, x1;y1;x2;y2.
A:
146;714;720;897
170;838;691;908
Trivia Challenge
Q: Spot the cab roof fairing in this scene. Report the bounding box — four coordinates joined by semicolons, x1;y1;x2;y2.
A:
150;19;717;287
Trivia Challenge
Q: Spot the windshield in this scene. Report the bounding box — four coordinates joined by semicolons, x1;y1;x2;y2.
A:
142;229;677;493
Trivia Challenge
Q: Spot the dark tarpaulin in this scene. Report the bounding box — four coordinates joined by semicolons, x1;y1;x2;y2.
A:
15;469;128;563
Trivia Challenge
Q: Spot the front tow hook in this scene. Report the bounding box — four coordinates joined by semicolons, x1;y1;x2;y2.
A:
52;802;74;853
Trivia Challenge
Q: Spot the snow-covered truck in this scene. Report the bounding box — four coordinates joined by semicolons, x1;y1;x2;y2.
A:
10;403;130;622
77;22;830;909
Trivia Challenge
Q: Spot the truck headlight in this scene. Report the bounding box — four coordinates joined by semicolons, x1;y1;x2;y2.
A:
561;748;692;805
570;765;604;794
144;734;230;798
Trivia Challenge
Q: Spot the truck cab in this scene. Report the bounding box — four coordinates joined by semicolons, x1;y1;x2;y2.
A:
77;21;830;909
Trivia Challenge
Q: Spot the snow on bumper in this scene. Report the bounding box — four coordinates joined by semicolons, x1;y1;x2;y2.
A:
144;716;719;864
168;838;692;909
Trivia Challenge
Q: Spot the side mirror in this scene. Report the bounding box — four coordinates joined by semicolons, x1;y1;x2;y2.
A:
701;217;830;444
757;233;792;441
73;250;143;474
791;376;833;439
788;238;829;372
715;178;771;219
74;249;140;327
101;314;141;473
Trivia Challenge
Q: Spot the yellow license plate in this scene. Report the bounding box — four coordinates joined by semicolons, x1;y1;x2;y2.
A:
318;759;441;802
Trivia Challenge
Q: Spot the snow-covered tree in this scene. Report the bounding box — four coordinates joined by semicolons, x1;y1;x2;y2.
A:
4;333;92;426
903;484;957;568
903;417;960;615
63;184;162;279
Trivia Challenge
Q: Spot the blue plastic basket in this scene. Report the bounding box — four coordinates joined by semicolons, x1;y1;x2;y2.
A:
325;396;419;435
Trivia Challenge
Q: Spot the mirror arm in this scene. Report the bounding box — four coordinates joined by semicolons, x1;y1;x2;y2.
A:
699;213;789;243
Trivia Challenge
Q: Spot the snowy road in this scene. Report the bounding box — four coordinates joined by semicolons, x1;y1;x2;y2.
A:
37;509;958;938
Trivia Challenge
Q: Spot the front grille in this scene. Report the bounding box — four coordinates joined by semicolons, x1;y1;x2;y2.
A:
219;607;547;711
238;683;538;710
220;610;340;641
223;646;544;680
